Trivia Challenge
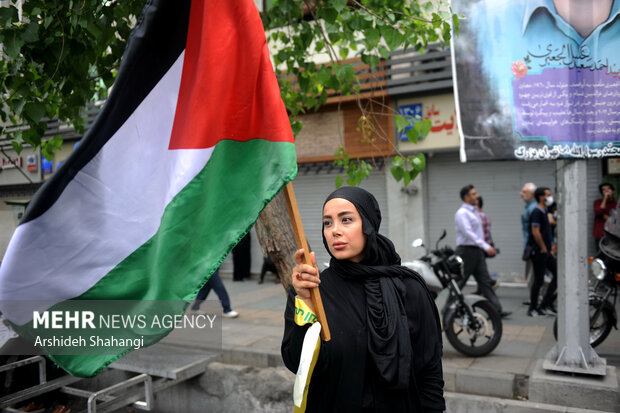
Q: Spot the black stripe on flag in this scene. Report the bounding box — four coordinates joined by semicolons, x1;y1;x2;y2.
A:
22;0;192;223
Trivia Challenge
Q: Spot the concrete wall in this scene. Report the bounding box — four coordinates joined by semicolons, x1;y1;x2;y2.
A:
76;361;616;413
294;110;343;161
152;363;294;413
385;159;426;261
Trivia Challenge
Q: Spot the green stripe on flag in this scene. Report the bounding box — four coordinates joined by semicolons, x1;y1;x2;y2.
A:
16;139;296;377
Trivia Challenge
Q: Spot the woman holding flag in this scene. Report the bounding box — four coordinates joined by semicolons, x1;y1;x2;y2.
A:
282;186;445;412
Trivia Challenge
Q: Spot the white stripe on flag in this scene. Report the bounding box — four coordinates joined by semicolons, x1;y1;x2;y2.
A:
0;51;214;325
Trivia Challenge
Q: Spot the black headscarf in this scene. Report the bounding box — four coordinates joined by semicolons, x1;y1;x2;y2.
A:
322;186;435;389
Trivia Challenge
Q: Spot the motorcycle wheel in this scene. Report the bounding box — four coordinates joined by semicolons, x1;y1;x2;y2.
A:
444;300;502;357
552;301;614;348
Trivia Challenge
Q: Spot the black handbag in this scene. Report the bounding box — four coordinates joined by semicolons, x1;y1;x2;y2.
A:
522;244;534;261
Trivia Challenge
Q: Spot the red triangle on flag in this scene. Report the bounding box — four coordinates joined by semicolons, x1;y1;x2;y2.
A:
169;0;293;150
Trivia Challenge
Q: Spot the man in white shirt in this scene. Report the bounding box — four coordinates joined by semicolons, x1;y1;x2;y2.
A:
455;185;510;318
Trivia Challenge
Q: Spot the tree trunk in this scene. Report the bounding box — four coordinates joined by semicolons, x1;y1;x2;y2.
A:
255;189;297;292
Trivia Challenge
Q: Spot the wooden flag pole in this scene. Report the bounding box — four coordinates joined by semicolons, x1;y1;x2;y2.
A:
283;182;331;341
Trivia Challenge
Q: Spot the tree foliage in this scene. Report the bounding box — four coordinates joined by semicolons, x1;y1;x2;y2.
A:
0;0;457;183
262;0;457;186
0;1;143;159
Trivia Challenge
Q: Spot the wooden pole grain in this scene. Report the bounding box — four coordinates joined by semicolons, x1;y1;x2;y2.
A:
283;182;331;341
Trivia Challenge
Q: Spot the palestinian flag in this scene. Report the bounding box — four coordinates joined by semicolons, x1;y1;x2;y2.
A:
0;0;296;377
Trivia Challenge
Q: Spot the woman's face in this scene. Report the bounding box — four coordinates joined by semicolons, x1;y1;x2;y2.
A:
323;198;366;263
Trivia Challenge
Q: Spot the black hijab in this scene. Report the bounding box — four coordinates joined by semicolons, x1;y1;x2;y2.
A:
322;186;436;390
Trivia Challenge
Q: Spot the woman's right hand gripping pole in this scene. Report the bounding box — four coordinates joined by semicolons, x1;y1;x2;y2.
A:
291;249;321;314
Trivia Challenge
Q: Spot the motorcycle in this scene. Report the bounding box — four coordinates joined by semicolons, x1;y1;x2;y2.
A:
552;237;619;348
403;230;502;357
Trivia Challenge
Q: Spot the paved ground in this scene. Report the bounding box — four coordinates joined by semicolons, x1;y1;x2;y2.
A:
165;271;620;380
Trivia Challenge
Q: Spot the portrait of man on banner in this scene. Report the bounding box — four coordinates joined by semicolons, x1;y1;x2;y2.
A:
452;0;620;161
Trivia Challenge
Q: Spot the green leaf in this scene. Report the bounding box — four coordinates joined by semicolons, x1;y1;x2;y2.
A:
439;11;451;20
343;64;355;81
442;21;451;41
411;156;423;172
452;14;460;34
298;72;310;93
392;155;404;167
317;66;331;84
367;55;379;68
319;7;338;24
22;22;40;43
49;134;64;150
300;29;313;49
3;31;25;59
403;171;412;186
326;74;340;90
22;128;42;148
406;127;419;143
395;115;409;132
12;99;26;116
332;0;347;12
86;21;103;38
381;26;404;51
24;103;46;124
414;119;432;139
391;166;404;182
0;6;17;26
348;14;363;30
335;175;345;188
43;16;53;29
364;28;381;49
11;140;23;155
378;45;390;60
413;153;426;171
291;119;303;136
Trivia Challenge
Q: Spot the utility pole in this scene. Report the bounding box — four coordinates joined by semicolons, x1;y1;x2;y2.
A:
544;160;606;375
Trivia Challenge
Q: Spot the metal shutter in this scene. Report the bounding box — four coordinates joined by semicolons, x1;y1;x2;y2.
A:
293;164;388;270
425;152;556;282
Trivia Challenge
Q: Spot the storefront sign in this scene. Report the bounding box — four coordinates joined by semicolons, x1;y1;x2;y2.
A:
26;155;38;172
397;94;459;153
0;156;23;170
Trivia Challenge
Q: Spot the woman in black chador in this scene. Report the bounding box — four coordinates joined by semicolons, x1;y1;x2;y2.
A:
282;186;445;412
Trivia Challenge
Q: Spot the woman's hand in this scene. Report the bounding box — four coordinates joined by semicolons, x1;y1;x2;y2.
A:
291;249;320;312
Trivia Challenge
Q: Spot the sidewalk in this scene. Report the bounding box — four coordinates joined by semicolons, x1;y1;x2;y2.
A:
163;272;620;411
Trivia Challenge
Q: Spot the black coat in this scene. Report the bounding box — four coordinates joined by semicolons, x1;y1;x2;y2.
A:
281;266;445;413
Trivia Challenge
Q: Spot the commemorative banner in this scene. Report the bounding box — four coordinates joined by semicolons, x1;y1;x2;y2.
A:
451;0;620;161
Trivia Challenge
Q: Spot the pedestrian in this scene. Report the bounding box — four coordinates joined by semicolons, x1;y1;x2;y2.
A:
520;182;537;303
521;183;538;248
191;268;239;318
541;187;558;314
475;196;499;290
282;186;445;412
476;196;493;246
545;188;557;239
258;256;279;284
232;232;252;281
455;185;510;318
593;183;617;250
527;187;557;317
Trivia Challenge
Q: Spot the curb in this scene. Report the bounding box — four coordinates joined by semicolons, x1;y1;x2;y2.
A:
445;391;616;413
443;366;527;399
